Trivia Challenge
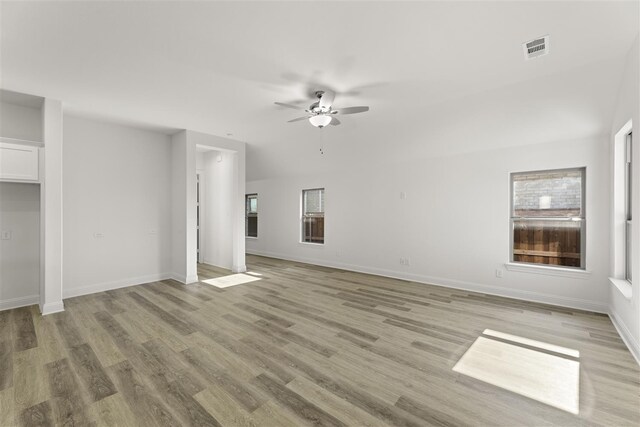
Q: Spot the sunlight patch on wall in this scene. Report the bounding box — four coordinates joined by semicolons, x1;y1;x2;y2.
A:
453;329;580;414
202;273;262;288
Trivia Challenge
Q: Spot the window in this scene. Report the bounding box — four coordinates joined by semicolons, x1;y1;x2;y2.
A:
612;122;633;293
245;194;258;238
510;168;585;269
302;188;324;244
625;132;633;282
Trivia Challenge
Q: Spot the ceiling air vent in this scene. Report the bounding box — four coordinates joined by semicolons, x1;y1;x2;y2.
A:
523;35;549;60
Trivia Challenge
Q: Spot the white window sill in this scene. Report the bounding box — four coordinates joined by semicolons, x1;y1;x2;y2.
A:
299;241;324;246
245;236;258;240
609;278;632;300
504;262;591;279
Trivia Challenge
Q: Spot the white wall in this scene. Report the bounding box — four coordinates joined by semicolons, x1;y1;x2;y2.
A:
171;130;192;282
0;183;40;309
609;37;640;362
202;150;234;269
41;98;64;314
62;115;172;297
0;101;42;142
184;135;198;281
172;131;246;279
247;136;610;313
196;151;205;171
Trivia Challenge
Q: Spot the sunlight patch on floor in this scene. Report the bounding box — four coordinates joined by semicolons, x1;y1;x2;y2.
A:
202;273;262;288
453;329;580;414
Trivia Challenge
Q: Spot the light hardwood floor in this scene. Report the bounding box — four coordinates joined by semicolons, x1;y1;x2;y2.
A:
1;255;639;426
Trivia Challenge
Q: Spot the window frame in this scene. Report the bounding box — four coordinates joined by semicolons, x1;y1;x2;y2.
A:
625;132;633;283
301;188;325;245
610;121;633;297
245;193;258;238
509;167;587;271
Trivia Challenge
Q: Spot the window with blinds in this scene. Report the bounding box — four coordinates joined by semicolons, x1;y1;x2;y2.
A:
246;194;258;238
302;188;324;244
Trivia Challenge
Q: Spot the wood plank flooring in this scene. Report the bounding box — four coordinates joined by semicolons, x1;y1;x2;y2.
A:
1;255;639;426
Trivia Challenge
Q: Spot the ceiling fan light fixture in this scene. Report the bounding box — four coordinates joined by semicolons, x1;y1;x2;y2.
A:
276;89;369;127
309;115;332;128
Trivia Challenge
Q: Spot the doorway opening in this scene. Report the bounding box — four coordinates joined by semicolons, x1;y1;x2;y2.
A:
195;145;238;280
0;182;41;308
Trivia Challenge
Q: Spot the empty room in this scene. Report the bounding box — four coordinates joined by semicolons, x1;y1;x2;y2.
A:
0;1;639;426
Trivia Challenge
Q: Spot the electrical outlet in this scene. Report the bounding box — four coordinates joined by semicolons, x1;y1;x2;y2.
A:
400;191;406;200
496;269;504;278
1;231;11;240
400;257;411;266
399;258;405;265
149;229;157;235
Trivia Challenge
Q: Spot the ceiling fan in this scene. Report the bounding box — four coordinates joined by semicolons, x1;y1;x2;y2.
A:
275;90;369;128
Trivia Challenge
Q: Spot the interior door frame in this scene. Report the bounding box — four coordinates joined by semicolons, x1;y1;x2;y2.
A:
196;171;205;264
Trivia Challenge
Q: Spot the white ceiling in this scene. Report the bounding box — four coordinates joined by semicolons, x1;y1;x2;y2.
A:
1;1;638;180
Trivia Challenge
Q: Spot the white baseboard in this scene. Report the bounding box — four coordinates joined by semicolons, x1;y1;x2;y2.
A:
41;300;65;315
63;273;172;299
170;273;187;283
203;258;233;272
609;309;640;366
233;264;247;273
0;295;39;311
170;273;199;284
246;249;608;313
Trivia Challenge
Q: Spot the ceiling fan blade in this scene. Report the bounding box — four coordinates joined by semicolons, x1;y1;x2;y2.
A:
330;117;341;126
287;116;309;123
275;102;305;110
319;90;335;109
335;106;369;115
